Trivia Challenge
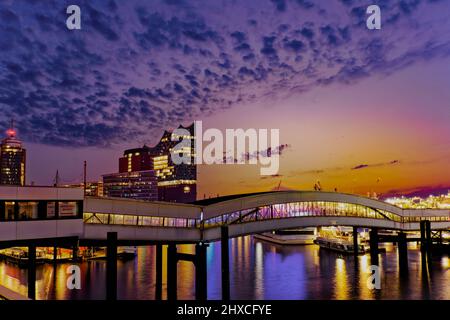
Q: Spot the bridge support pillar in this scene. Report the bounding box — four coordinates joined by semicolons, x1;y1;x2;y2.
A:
195;242;208;301
106;232;117;301
421;220;433;264
53;246;57;265
369;228;379;265
425;220;432;257
167;243;177;301
27;244;36;300
221;226;230;300
420;220;426;251
420;221;428;268
398;232;408;274
72;244;78;262
352;226;358;256
155;243;163;300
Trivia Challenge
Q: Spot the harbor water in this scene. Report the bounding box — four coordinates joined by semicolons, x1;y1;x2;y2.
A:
0;236;449;300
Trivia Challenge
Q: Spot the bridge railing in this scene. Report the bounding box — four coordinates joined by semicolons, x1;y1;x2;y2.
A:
403;216;450;223
83;212;199;228
202;201;450;228
82;201;449;230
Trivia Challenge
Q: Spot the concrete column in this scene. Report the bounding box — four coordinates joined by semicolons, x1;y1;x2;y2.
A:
27;245;36;300
420;220;429;268
54;201;59;218
425;220;432;256
398;232;408;274
72;244;78;262
155;244;162;300
13;201;19;220
352;226;358;256
53;246;57;265
420;220;426;252
369;228;379;265
195;242;207;301
0;201;5;221
221;226;230;300
167;243;177;301
106;232;117;300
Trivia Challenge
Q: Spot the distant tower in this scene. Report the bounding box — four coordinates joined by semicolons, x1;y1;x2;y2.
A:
0;120;26;185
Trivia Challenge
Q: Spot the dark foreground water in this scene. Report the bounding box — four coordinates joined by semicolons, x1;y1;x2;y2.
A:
0;236;449;300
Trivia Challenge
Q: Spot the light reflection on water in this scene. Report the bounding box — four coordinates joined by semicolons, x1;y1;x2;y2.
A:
0;236;449;300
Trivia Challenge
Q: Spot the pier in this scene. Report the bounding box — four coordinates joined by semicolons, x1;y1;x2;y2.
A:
0;186;449;300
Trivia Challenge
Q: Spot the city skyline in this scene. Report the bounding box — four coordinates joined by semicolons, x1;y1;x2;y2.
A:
0;1;450;306
0;0;449;198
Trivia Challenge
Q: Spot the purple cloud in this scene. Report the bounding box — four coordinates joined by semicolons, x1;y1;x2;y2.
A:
1;0;449;147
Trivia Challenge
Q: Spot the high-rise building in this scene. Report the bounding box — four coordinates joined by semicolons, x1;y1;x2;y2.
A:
102;170;158;201
63;181;104;197
103;144;158;202
151;123;196;203
112;123;197;203
0;123;26;186
119;145;153;173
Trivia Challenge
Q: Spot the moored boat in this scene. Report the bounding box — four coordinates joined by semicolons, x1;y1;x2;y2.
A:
254;228;317;245
0;247;46;267
313;237;366;254
87;246;137;260
117;246;137;260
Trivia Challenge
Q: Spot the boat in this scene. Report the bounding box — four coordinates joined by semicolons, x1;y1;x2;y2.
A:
87;246;137;260
117;246;137;260
0;247;46;267
254;228;317;245
313;237;366;254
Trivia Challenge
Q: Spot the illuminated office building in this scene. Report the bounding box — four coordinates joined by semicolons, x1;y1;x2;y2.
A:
0;124;26;186
106;146;157;201
119;145;153;173
102;171;157;201
63;181;104;197
118;123;197;203
151;123;196;203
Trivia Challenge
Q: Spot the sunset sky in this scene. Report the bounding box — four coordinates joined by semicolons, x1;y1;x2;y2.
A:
0;0;449;198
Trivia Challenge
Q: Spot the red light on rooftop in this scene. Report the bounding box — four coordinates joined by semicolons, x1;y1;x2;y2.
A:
6;128;16;137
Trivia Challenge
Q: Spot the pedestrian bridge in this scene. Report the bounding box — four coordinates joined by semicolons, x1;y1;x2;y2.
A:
0;187;448;244
1;188;449;300
82;191;450;242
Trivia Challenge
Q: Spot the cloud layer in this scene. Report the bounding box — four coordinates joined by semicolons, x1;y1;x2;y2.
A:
1;0;450;147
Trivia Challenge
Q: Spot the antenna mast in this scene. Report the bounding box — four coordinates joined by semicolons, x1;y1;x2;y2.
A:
54;170;60;187
83;161;87;196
